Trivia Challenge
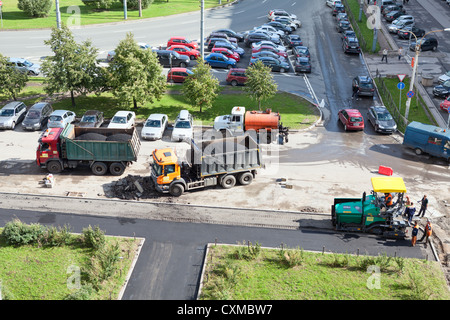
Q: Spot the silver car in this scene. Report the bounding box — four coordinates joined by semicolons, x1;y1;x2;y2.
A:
47;110;76;128
0;101;27;130
367;106;397;134
8;58;40;76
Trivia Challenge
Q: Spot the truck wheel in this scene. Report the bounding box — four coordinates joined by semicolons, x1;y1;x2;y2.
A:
91;162;108;176
47;161;62;174
414;148;423;155
169;183;184;197
109;162;125;176
238;172;253;185
221;175;236;189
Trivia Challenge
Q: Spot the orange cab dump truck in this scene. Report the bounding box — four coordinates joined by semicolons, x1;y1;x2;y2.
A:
36;124;141;176
151;135;262;196
213;106;289;143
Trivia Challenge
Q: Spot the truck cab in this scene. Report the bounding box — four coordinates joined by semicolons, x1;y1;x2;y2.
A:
213;106;245;133
151;148;181;193
36;128;63;168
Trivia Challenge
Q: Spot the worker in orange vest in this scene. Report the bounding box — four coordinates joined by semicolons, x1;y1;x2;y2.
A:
419;219;433;248
411;221;419;247
384;193;394;207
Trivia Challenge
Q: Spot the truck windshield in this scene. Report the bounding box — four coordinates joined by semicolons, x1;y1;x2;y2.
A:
151;162;163;177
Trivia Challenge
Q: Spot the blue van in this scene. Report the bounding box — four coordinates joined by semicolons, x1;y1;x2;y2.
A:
403;121;450;161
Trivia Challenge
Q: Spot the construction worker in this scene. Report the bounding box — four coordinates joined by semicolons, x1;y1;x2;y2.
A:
384;193;394;207
417;195;428;217
419;219;433;248
411;221;419;247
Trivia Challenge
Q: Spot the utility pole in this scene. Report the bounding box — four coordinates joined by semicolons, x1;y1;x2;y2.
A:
139;0;142;17
55;0;61;29
200;0;204;59
123;0;127;20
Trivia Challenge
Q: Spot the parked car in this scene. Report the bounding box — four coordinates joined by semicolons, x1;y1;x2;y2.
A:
326;0;341;8
251;50;286;62
265;21;292;34
367;106;397;134
7;58;40;76
141;113;168;141
247;29;281;44
207;37;231;51
286;34;303;48
167;67;194;83
336;12;348;23
167;36;198;50
380;0;397;12
0;101;27;130
155;50;190;68
244;32;271;47
294;57;311;74
211;47;240;62
388;18;414;33
403;121;450;160
268;9;301;27
213;28;244;42
213;41;245;57
78;110;104;128
252;45;288;59
48;110;76;129
383;5;405;17
107;43;153;62
332;4;345;16
22;102;53;131
107;50;115;62
108;111;135;129
385;11;405;23
409;37;438;51
352;75;375;97
341;30;356;41
250;56;290;73
439;96;450;112
438;71;450;84
272;17;296;31
292;46;310;58
251;41;286;52
204;53;237;69
343;37;361;54
336;20;351;33
166;45;200;60
397;26;425;39
253;25;285;37
206;32;232;43
338;109;364;131
433;80;450;98
172;110;193;142
226;68;247;86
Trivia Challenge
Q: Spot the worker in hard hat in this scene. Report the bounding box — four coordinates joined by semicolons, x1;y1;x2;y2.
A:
419;219;433;248
384;193;394;207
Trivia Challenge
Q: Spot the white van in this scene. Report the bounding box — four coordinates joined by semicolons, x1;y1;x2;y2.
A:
171;110;193;142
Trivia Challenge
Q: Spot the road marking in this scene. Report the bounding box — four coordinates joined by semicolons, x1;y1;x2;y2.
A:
291;2;296;6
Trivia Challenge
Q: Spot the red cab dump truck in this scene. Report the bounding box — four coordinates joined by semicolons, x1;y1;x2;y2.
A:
36;124;141;176
151;135;262;196
213;106;289;143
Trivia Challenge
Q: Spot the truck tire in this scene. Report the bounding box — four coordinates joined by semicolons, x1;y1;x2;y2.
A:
414;148;423;155
221;175;236;189
109;162;125;176
47;161;62;174
238;172;253;185
91;162;108;176
169;183;184;197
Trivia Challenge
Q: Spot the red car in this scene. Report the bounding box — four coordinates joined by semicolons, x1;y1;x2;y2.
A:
251;45;288;59
338;108;364;131
167;36;198;50
167;67;194;83
166;45;200;60
211;47;240;62
226;68;247;86
440;96;450;112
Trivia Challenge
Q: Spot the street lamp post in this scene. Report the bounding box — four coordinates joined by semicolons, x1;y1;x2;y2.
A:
403;28;450;124
55;0;61;29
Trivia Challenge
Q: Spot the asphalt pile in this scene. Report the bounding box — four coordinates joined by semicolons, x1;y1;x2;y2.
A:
109;174;161;200
75;133;132;142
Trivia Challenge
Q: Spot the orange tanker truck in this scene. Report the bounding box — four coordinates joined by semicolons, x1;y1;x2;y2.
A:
213;106;289;144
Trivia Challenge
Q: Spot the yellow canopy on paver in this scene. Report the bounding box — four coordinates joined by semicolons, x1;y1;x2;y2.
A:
371;177;407;193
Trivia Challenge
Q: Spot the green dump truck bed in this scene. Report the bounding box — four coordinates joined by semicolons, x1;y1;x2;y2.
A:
60;124;141;162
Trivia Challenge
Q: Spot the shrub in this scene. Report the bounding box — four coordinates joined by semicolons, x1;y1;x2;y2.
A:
81;225;106;250
81;0;117;10
279;247;304;267
120;0;153;10
64;284;95;300
40;225;73;247
17;0;52;17
1;219;45;246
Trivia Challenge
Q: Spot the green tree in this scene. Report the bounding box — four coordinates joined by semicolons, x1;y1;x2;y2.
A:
17;0;52;17
0;54;28;101
244;60;278;110
181;58;219;113
108;32;166;109
41;24;101;107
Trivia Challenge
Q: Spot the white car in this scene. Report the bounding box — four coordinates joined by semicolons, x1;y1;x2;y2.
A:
251;41;286;52
108;111;136;129
253;25;285;37
438;71;450;84
47;110;76;129
171;110;193;142
326;0;342;8
141;113;168;140
269;10;301;28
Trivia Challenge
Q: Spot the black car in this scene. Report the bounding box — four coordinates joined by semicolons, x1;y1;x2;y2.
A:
397;26;425;39
382;5;405;17
367;106;397;134
292;45;310;58
433;80;450;98
286;34;303;48
294;57;311;74
78;110;104;128
244;32;271;47
352;75;375;97
251;57;290;73
341;30;356;41
409;37;438;51
385;11;405;23
21;102;53;131
155;50;190;68
336;20;351;33
265;21;292;34
213;28;244;42
343;37;360;54
332;4;345;16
